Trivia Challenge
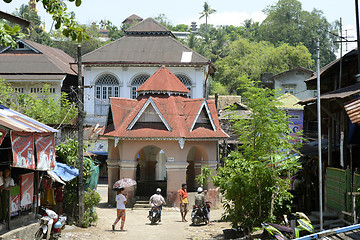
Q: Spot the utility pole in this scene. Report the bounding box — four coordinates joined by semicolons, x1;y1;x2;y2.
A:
356;0;360;74
316;39;323;231
77;45;84;223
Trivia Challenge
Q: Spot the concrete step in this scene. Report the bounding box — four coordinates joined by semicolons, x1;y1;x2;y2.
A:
133;203;151;209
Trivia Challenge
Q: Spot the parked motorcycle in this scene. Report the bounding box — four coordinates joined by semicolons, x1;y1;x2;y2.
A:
191;201;210;226
261;212;314;239
34;207;67;240
148;206;161;224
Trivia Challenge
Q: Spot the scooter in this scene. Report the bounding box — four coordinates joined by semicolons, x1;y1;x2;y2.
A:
191;201;210;226
148;206;161;224
34;207;67;240
261;212;314;239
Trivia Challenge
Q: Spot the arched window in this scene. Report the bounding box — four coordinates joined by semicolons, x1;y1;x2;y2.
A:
94;74;119;115
175;74;192;97
131;74;150;99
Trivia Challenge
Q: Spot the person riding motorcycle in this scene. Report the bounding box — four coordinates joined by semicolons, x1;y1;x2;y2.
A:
149;188;166;222
194;187;209;224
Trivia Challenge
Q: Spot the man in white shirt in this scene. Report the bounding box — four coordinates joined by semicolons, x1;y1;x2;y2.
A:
149;188;166;221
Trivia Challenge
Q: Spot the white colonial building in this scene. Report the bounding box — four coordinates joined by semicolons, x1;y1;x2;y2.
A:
82;18;214;126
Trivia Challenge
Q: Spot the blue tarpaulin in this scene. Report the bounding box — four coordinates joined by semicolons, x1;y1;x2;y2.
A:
53;162;79;182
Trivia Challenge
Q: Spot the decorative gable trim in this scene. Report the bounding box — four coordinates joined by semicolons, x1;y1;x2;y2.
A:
127;97;172;131
0;40;40;54
190;100;216;132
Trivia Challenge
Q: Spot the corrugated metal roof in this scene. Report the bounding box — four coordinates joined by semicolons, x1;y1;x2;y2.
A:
136;65;189;93
0;105;57;133
345;98;360;124
0;39;77;77
82;35;209;65
276;93;303;110
104;95;228;139
0;74;66;81
273;67;313;79
125;18;172;34
299;83;360;105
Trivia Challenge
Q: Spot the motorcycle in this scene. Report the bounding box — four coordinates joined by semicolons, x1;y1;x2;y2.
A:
261;212;314;239
34;207;67;240
148;206;161;224
191;200;210;226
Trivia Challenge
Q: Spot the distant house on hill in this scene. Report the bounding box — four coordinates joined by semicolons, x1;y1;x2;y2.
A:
0;39;78;96
82;17;215;126
273;67;314;101
122;14;143;26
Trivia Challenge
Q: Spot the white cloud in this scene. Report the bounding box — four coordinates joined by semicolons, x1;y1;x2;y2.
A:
182;11;267;27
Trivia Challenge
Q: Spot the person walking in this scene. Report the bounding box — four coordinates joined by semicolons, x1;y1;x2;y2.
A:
112;187;127;231
179;183;188;222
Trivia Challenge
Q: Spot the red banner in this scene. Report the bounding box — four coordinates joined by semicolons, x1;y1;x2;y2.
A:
35;133;56;170
10;131;35;169
20;172;34;208
0;127;8;146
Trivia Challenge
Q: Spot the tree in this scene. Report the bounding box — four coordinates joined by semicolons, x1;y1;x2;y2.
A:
12;4;52;45
212;77;301;234
0;79;77;124
199;1;216;32
154;13;173;29
258;0;338;67
215;38;313;94
1;0;88;48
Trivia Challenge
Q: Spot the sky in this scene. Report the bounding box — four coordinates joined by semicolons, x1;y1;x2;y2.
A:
1;0;358;53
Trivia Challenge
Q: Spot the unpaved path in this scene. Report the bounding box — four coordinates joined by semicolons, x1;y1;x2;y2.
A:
59;185;232;240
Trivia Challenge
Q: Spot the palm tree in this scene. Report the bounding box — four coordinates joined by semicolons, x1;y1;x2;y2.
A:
199;1;216;32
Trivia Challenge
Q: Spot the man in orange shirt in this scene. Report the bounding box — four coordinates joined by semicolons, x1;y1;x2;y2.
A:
179;183;188;222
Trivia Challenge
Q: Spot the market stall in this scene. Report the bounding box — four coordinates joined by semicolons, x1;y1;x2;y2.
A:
0;105;57;230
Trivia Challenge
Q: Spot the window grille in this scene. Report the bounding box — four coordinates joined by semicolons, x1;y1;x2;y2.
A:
176;74;192;86
96;74;119;85
131;74;150;99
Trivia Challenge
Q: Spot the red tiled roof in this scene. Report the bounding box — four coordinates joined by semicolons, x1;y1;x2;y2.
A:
104;95;228;139
136;65;189;93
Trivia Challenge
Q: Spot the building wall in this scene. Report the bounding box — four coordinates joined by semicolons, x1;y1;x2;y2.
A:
7;80;62;98
106;139;218;206
274;70;314;100
83;65;207;126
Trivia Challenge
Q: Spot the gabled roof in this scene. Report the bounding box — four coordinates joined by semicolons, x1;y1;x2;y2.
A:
125;18;173;37
136;65;189;94
276;93;303;110
104;95;228;140
0;39;77;76
122;14;143;24
273;67;313;79
82;18;210;67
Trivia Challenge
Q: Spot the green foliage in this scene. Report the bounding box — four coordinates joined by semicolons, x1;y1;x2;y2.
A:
199;1;216;30
56;139;99;227
195;166;213;188
0;80;77;124
213;77;301;233
259;0;339;67
216;38;313;94
0;22;25;48
2;0;87;45
81;189;101;227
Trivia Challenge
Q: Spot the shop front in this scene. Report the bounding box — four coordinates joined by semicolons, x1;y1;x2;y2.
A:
0;105;57;231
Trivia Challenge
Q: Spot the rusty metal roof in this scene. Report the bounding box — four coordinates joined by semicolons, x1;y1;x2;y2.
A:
0;105;57;133
136;65;190;94
345;98;360;124
299;83;360;105
0;39;77;77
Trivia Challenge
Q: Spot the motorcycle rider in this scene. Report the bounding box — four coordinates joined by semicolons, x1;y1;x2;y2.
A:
149;188;166;222
194;187;209;224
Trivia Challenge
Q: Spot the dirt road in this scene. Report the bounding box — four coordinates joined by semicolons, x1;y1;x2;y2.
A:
59;185;232;240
